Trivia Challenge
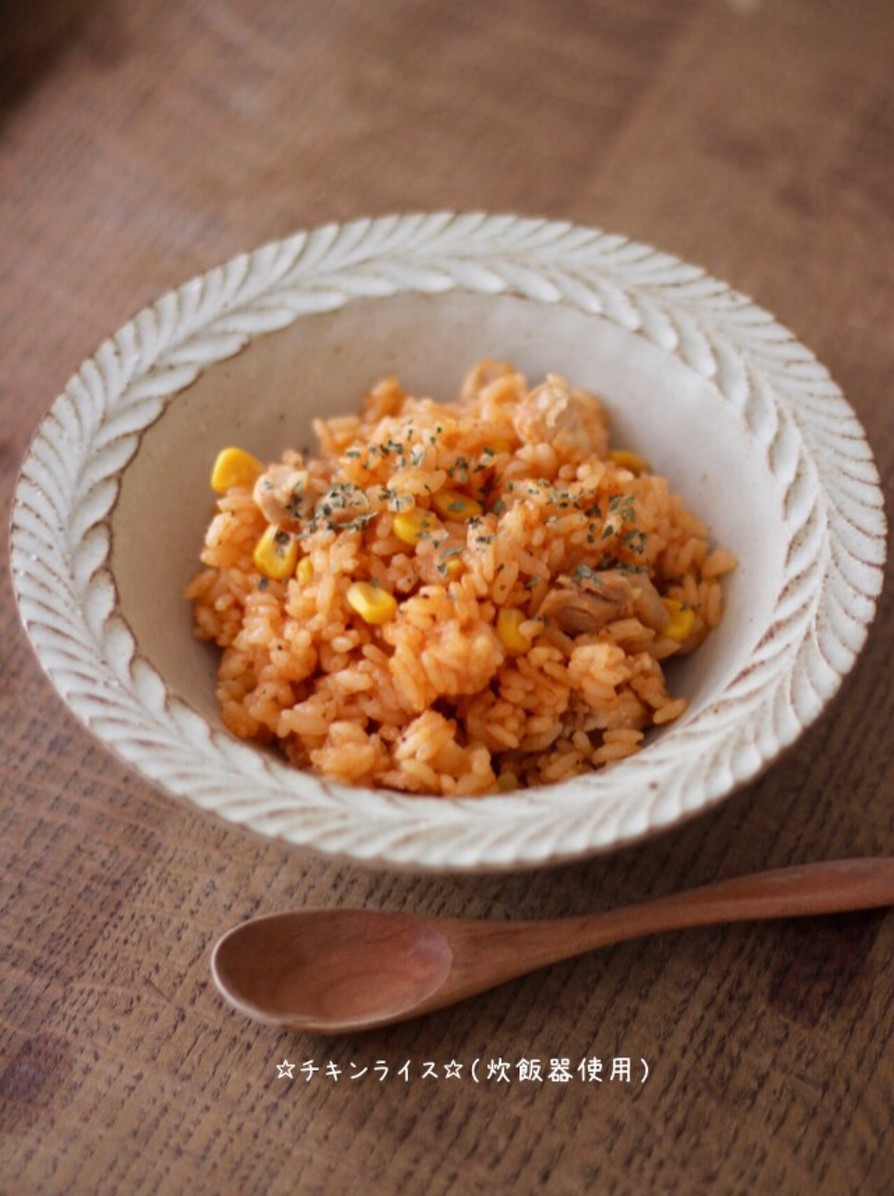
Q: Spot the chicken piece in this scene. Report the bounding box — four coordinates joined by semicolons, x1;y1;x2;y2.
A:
253;463;310;531
626;572;670;633
460;360;520;404
538;571;633;635
537;568;669;637
513;375;609;458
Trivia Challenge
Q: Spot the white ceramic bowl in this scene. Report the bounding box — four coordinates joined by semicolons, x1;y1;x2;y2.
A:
11;213;886;870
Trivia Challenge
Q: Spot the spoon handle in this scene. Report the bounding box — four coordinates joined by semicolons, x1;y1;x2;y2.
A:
444;858;894;995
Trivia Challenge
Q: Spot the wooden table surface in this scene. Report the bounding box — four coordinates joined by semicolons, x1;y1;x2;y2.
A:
2;1;892;1192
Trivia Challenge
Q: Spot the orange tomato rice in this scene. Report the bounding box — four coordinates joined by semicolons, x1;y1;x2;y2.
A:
186;362;736;796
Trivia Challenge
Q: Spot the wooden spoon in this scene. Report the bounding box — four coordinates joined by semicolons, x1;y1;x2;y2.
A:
211;857;894;1034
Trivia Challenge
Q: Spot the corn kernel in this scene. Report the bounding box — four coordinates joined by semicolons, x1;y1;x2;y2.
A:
443;557;464;580
346;581;398;625
295;556;314;584
608;449;650;476
432;489;483;521
393;507;442;545
211;447;264;493
662;598;696;642
497;607;530;654
253;525;299;580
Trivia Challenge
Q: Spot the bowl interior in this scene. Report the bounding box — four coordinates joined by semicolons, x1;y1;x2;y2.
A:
112;291;782;752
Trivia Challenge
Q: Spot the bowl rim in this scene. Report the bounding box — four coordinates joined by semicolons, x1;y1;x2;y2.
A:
9;211;888;871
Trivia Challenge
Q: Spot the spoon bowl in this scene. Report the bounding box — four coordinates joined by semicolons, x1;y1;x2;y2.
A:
211;858;894;1034
213;910;454;1031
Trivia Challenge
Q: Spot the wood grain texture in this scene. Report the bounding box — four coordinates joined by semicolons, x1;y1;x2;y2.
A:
1;0;891;1193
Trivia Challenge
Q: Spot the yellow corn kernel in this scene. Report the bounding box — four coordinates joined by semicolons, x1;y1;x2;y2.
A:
346;581;398;625
443;557;464;580
608;449;650;476
486;437;513;455
295;556;314;584
253;525;299;580
662;598;696;642
497;607;531;654
432;489;483;521
393;507;442;545
211;447;264;493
